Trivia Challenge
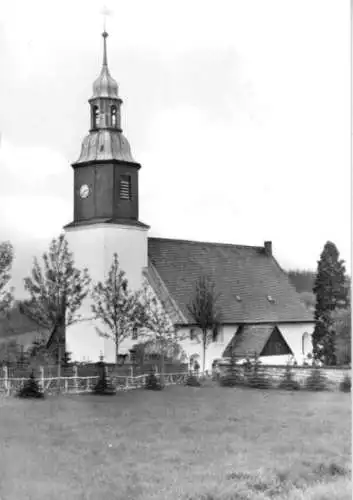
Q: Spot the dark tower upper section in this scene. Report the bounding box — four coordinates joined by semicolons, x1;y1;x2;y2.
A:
65;32;148;229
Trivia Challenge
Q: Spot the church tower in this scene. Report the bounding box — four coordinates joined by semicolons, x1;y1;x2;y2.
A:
64;32;149;362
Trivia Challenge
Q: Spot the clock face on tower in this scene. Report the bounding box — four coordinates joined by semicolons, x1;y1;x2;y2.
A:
79;184;90;199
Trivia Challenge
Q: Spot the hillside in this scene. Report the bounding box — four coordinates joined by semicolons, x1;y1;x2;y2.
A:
287;270;316;294
287;270;316;311
0;302;44;340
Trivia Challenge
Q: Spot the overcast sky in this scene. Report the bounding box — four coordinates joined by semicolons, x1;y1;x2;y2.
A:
0;0;351;297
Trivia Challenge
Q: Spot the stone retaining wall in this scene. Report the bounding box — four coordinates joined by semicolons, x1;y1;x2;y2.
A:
219;364;351;391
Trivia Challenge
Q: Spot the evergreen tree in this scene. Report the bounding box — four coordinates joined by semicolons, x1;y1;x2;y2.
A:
91;253;140;363
187;275;222;373
312;241;349;364
0;241;14;316
136;279;183;386
17;371;44;399
92;361;116;395
20;234;91;354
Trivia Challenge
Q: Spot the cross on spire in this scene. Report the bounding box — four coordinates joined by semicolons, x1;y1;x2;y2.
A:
101;5;112;32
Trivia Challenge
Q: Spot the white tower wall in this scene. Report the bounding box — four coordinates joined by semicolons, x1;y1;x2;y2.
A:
64;223;148;362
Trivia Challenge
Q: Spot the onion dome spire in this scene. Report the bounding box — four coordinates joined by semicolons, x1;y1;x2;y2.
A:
92;31;119;99
76;31;135;164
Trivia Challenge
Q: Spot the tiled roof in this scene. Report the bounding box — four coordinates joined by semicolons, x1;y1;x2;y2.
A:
224;324;274;358
143;262;187;324
223;324;294;358
147;237;313;324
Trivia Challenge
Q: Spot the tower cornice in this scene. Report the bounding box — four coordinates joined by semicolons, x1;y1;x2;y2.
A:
71;158;141;170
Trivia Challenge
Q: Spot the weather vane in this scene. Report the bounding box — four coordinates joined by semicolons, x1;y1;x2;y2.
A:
101;4;113;32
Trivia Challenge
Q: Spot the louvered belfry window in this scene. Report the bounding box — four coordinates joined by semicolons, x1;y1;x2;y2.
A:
120;175;132;200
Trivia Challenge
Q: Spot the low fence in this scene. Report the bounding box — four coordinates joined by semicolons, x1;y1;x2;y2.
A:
0;367;190;397
218;364;351;391
4;362;189;379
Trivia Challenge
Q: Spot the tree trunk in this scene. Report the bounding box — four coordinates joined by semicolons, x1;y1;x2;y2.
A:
160;349;165;386
115;335;119;365
202;329;207;374
57;342;61;394
115;347;119;365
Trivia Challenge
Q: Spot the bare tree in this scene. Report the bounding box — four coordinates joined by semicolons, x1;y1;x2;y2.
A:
187;275;222;373
91;253;140;363
137;279;184;385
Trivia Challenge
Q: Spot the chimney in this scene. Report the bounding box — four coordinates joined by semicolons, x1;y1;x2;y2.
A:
264;241;272;257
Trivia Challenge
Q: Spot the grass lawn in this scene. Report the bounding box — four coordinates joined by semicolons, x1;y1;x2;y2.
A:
0;385;350;500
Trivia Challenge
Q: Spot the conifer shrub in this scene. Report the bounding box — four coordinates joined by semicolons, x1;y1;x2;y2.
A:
339;374;351;393
304;368;327;391
92;366;116;395
17;371;45;399
218;351;244;387
185;374;201;387
219;372;238;387
278;365;301;391
219;365;243;387
145;372;164;390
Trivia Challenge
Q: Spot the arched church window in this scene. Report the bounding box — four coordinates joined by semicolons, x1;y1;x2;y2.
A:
111;106;117;127
302;332;311;355
92;106;99;128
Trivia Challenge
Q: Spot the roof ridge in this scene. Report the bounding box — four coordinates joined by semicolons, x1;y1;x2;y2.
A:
148;236;264;251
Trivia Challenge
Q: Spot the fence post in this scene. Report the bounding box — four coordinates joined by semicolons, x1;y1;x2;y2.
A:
40;366;45;392
73;365;78;392
3;366;8;395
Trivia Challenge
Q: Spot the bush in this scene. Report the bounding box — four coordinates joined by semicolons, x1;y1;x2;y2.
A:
145;373;163;390
17;372;44;399
339;374;351;393
304;368;327;391
92;368;116;395
278;366;301;391
219;366;243;387
185;374;201;387
219;373;238;387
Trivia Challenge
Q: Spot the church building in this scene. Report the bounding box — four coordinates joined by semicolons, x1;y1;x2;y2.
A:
63;32;314;370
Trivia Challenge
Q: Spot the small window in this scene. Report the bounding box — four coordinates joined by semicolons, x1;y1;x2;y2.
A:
267;295;275;303
92;106;99;128
132;327;138;340
190;328;197;340
120;175;132;200
215;326;224;343
111;106;117;127
274;341;282;355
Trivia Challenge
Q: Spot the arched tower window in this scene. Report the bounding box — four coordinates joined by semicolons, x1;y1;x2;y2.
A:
111;106;117;127
92;106;99;129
